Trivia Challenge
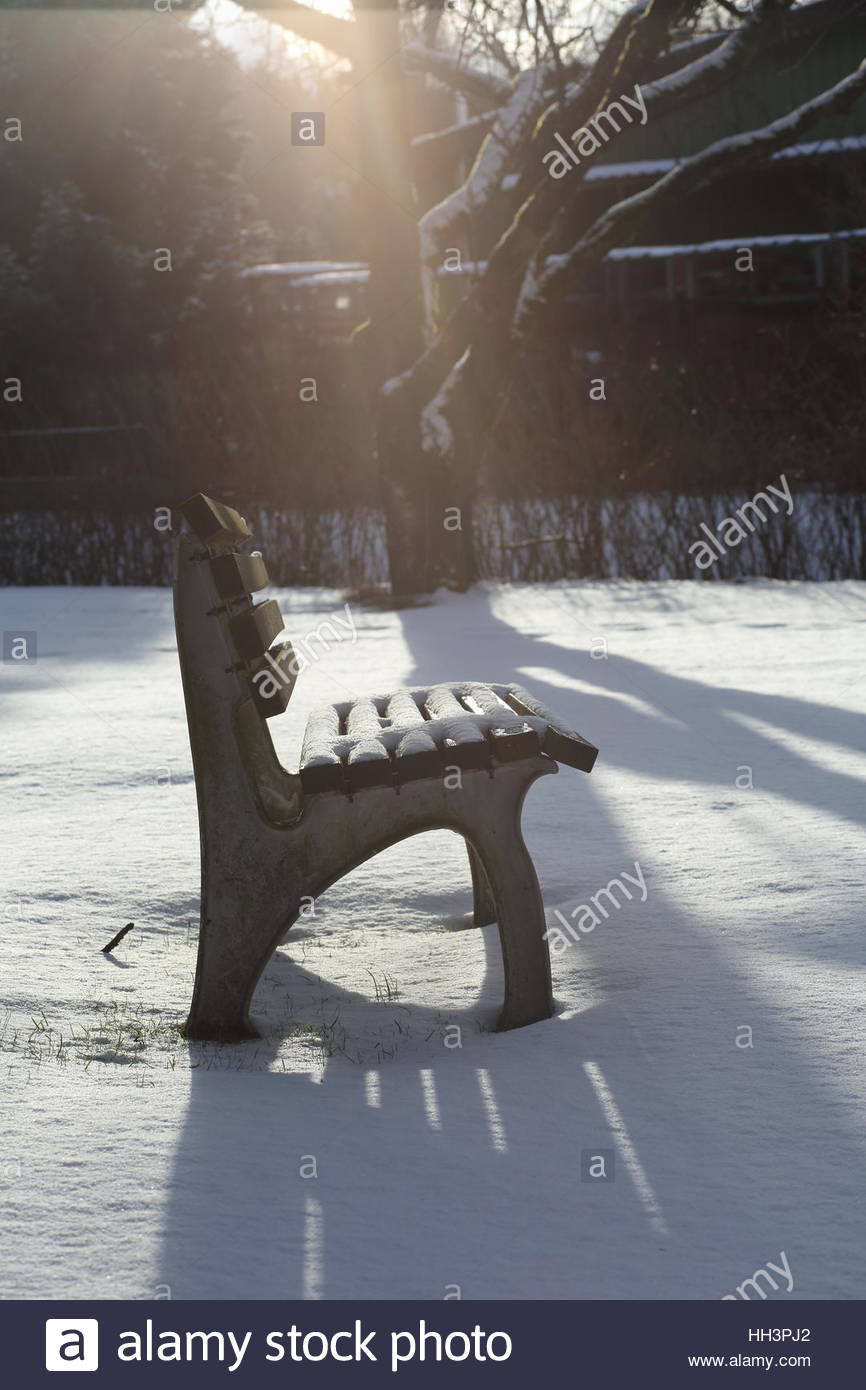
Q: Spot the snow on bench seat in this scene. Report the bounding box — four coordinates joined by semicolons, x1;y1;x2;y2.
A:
296;681;594;795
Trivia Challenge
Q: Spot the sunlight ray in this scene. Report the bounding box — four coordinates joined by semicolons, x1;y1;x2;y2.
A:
302;1193;324;1300
583;1060;670;1237
476;1068;508;1153
420;1068;442;1130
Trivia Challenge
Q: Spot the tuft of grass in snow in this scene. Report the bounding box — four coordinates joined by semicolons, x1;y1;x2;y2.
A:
366;971;400;1003
0;1004;185;1069
292;1016;352;1063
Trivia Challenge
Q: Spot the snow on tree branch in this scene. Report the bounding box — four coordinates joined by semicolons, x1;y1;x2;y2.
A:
638;0;777;121
419;67;549;269
420;347;471;458
387;4;864;444
521;1;781;300
517;55;866;335
412;110;499;156
403;41;514;103
389;6;658;402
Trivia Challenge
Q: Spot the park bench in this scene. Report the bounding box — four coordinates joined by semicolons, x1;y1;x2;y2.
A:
174;493;599;1041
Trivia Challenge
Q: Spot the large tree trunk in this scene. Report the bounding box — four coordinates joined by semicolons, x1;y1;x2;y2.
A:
376;361;477;596
351;0;450;597
376;382;434;596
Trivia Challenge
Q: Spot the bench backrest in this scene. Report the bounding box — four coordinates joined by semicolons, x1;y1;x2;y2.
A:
178;493;299;720
174;493;302;825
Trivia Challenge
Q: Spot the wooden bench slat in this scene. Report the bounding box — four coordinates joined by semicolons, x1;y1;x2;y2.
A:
346;697;384;738
209;551;269;602
463;683;521;723
440;737;492;771
249;641;298;718
394;736;441;781
299;706;345;794
344;699;392;790
459;683;541;762
300;765;344;794
384;689;424;727
486;722;541;761
384;691;442;781
181;493;252;548
346;739;393;791
422;685;467;723
500;683;599;773
424;685;491;769
228;599;285;662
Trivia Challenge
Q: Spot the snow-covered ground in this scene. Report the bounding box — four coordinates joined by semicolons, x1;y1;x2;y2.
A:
1;579;865;1300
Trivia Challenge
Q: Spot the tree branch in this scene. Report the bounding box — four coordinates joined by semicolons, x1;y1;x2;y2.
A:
382;3;667;402
231;0;359;60
385;2;860;430
403;40;514;103
236;1;516;105
519;55;866;334
525;0;782;286
419;66;548;268
637;0;779;122
411;109;499;158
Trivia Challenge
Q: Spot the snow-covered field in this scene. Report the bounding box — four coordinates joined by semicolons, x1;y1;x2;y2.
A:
1;579;865;1300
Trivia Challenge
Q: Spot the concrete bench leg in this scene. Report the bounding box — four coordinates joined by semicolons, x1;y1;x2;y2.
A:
467;840;497;926
468;810;553;1031
185;870;304;1042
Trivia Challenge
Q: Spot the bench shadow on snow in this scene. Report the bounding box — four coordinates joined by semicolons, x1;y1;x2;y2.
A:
157;590;866;1300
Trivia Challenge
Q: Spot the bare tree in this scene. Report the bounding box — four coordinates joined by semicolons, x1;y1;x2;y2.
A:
235;0;866;594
